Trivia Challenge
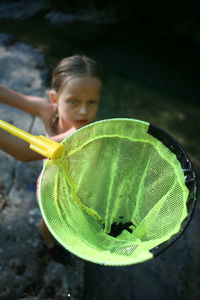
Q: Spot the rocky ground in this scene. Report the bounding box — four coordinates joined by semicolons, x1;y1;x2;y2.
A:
0;34;84;300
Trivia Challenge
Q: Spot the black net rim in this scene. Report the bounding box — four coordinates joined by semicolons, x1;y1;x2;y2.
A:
148;123;198;257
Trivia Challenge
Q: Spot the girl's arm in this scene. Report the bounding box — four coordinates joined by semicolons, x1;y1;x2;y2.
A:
0;127;77;162
50;127;77;143
0;129;43;162
0;85;48;117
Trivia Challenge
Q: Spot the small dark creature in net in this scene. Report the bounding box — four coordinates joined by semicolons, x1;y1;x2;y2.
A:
107;221;134;238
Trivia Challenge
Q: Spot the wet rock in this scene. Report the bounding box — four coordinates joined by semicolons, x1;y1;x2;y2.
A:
0;0;49;20
45;9;113;25
37;261;70;299
0;37;47;96
0;195;6;211
0;33;15;45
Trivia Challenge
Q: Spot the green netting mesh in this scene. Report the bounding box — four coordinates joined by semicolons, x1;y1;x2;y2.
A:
39;118;189;265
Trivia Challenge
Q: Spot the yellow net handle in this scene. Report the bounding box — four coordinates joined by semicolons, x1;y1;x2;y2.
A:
0;120;64;159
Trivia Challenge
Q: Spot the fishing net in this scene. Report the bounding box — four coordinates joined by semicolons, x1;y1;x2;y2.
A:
38;118;197;265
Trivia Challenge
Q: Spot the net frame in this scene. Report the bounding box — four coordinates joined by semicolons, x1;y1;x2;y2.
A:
38;118;198;265
148;123;198;256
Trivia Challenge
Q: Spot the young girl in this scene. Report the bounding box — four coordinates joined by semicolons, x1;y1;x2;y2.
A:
0;54;102;254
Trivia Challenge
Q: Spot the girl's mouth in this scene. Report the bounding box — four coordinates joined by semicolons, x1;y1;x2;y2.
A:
76;120;89;123
75;120;89;125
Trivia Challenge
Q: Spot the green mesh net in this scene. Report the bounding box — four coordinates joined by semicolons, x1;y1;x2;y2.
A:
39;118;189;265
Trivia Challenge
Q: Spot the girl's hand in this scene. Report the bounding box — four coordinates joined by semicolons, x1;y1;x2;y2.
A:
0;85;56;136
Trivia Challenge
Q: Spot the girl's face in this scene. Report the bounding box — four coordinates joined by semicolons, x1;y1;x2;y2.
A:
50;76;102;131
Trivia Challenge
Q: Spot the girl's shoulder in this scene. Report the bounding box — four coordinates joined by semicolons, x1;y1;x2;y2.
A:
38;99;58;136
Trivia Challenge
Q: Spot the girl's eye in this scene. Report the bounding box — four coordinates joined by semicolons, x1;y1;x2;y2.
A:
89;100;98;105
67;99;78;105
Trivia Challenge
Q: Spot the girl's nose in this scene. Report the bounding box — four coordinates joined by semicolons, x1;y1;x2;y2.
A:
78;105;87;115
